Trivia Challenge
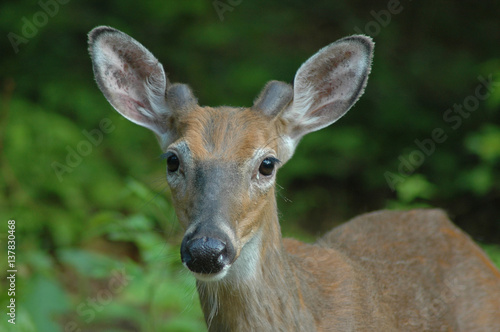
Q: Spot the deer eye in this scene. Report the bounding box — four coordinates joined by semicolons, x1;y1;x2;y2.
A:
259;157;279;176
165;153;180;172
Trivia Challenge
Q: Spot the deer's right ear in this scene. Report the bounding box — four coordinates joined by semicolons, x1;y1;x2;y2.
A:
88;26;182;147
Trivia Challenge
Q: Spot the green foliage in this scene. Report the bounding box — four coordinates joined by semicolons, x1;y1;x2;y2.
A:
1;1;500;330
481;244;500;270
466;125;500;163
391;174;437;206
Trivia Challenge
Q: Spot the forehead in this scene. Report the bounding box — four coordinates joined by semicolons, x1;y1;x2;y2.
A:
177;106;276;161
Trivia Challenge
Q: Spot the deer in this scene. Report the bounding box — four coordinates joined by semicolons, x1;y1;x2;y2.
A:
88;26;500;331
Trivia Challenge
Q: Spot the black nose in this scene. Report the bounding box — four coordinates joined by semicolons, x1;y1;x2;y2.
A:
181;236;234;274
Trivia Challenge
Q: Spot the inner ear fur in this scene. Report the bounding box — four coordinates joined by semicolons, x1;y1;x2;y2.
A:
284;35;374;140
252;81;293;118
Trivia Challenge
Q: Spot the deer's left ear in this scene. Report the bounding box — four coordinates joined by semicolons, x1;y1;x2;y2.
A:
274;35;374;160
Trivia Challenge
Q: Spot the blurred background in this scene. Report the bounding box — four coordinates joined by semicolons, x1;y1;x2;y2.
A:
1;0;499;331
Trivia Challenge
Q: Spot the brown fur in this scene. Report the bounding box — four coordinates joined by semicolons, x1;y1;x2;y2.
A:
178;106;279;162
88;27;500;331
177;108;500;331
199;194;500;331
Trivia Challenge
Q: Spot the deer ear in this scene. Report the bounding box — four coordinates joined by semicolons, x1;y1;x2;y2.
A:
252;81;293;118
279;35;374;155
88;26;185;147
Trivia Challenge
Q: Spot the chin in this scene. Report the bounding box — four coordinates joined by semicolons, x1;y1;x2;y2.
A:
187;264;231;282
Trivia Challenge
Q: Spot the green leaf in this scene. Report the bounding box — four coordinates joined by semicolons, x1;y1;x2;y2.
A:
23;273;70;332
395;174;437;203
58;248;121;278
460;166;493;195
465;125;500;162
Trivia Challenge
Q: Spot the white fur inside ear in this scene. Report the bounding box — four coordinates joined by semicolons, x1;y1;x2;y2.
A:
90;28;170;135
284;36;373;140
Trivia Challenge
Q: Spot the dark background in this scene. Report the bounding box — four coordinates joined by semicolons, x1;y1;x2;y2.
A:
1;0;499;331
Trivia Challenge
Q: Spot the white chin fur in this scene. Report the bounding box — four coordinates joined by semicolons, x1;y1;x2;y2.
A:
186;264;231;282
186;229;262;284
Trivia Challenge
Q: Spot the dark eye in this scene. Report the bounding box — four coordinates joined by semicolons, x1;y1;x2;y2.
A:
259;157;279;176
166;153;180;172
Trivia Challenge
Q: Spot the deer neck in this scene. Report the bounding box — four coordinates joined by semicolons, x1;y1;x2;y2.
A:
196;198;317;331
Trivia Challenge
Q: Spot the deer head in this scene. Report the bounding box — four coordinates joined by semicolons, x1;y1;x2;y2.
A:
88;26;373;282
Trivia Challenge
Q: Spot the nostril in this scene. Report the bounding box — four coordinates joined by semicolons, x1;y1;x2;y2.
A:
181;236;230;274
